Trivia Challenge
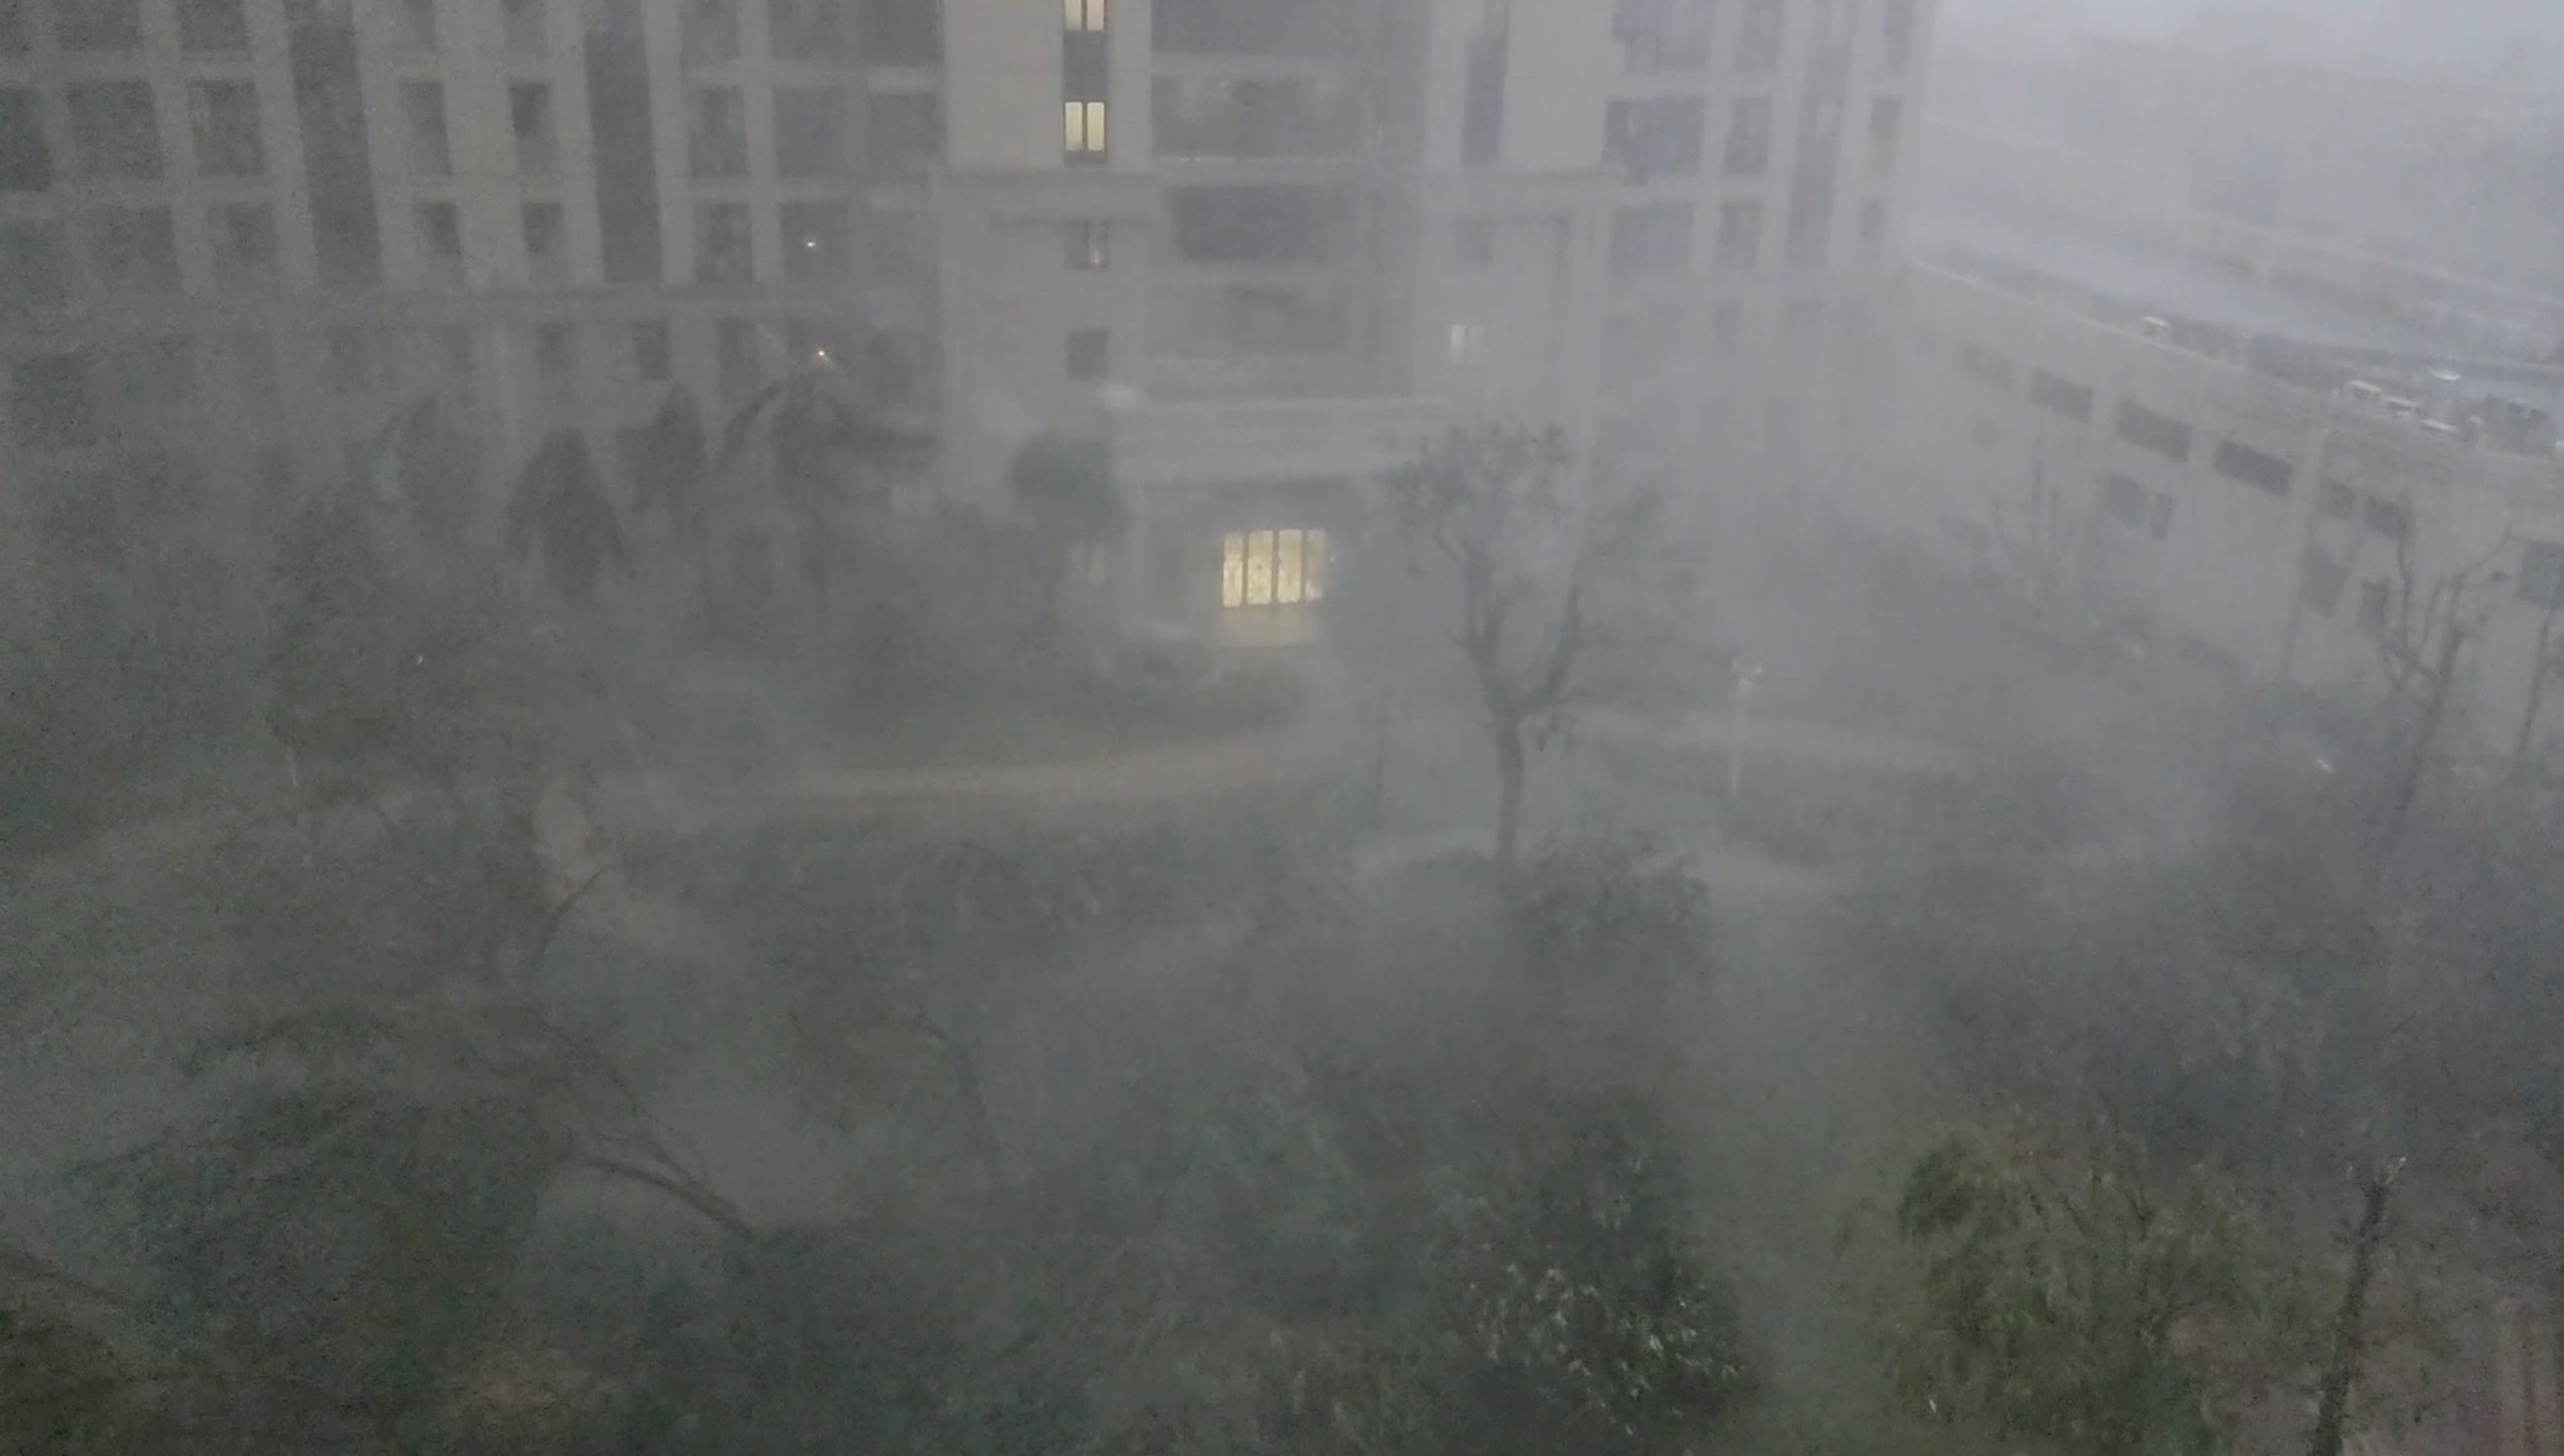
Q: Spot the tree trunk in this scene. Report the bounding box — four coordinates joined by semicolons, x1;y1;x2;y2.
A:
2379;620;2464;857
1493;719;1526;878
2309;1175;2395;1456
2519;603;2561;761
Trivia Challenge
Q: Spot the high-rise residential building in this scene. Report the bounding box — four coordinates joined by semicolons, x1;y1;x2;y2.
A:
0;0;1935;644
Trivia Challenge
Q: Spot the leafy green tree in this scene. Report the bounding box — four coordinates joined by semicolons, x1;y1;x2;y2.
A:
714;362;907;615
1007;435;1125;635
628;384;715;616
1884;1119;2299;1456
506;430;632;607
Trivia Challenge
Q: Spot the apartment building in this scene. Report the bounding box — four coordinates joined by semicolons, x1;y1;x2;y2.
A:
0;0;1936;647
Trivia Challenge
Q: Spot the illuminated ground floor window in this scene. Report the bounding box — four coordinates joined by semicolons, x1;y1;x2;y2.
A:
1221;527;1329;609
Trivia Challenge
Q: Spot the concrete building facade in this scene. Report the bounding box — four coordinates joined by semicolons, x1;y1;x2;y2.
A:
1861;232;2564;763
0;0;1936;647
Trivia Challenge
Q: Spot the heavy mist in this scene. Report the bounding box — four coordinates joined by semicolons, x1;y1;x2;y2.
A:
6;0;2564;1451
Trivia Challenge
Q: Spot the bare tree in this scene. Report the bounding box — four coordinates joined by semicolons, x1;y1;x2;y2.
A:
1384;420;1668;877
1989;437;2080;616
2364;513;2512;855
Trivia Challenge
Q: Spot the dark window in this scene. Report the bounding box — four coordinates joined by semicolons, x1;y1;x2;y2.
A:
2213;439;2292;496
403;80;451;175
102;333;194;425
2319;479;2356;518
1783;177;1833;267
417;201;462;274
1067;328;1108;379
1224;284;1348;354
1708;299;1743;358
2116;402;2192;462
1455;219;1494;265
1157;75;1363;158
1736;0;1783;70
681;0;738;61
1604;96;1704;179
773;87;846;176
1723;97;1772;176
1714;199;1761;270
1153;0;1365;56
1857;198;1889;261
1959;343;2014;390
2359;580;2393;631
633;321;672;382
13;353;97;448
2150;492;2175;541
1064;31;1109;102
1610;201;1694;276
56;0;140;50
209;201;277;293
2029;370;2093;422
511;82;557;175
0;90;52;192
862;0;940;63
2101;473;2148;528
535;322;575;377
68;83;161;180
86;207;180;292
190;82;266;177
696;202;751;282
523;201;565;280
1461;9;1506;166
502;0;547;54
0;223;64;314
2299;555;2348;615
2362;494;2412;542
1883;0;1917;70
177;0;249;51
292;4;384;286
867;91;941;177
584;0;663;285
691;89;747;176
1869;96;1904;175
2522;542;2564;611
779;200;848;281
395;0;437;50
769;0;845;56
1067;218;1109;270
1171;184;1331;263
1612;0;1714;72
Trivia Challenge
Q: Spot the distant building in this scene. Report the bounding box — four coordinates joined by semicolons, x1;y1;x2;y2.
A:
1859;28;2564;760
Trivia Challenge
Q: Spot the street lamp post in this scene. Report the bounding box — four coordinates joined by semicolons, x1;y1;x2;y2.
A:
1728;659;1762;802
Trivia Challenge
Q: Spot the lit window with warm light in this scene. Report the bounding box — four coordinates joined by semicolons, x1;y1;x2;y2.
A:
1065;0;1106;33
1222;528;1329;609
1066;100;1108;161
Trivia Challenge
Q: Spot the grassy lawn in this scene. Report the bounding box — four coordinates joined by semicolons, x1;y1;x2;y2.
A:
627;654;1312;777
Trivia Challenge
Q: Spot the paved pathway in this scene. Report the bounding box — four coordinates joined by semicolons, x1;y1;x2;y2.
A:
1579;705;1974;779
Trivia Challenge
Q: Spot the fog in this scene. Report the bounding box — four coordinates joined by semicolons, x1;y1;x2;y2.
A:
7;0;2564;1451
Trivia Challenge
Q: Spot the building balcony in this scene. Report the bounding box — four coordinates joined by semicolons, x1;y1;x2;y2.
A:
1109;393;1445;488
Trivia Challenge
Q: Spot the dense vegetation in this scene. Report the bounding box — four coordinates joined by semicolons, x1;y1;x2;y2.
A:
10;408;2564;1456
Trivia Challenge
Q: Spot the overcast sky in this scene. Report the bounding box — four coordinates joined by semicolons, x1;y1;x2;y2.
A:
1943;0;2564;74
